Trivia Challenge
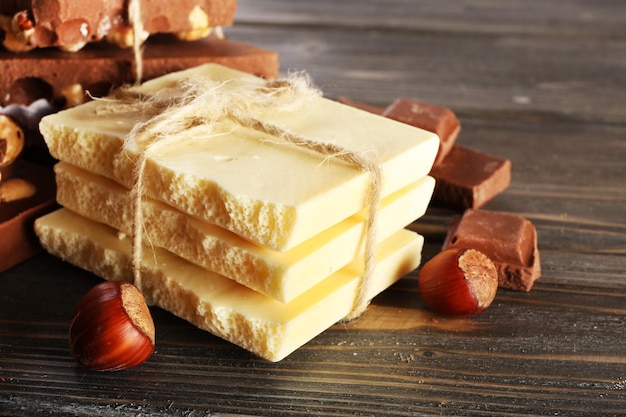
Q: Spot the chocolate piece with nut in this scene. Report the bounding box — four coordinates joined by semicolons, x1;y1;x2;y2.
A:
443;209;541;291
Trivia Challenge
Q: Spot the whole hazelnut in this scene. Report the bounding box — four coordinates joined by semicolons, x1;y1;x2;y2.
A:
175;6;212;41
0;178;37;202
418;248;498;317
69;281;155;371
0;115;25;168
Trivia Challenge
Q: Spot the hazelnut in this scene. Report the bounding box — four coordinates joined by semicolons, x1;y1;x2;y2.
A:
0;14;34;52
61;83;87;108
175;6;212;41
106;25;149;49
11;10;35;44
418;248;498;317
106;25;135;49
56;19;90;52
0;115;25;167
0;178;36;202
69;281;155;371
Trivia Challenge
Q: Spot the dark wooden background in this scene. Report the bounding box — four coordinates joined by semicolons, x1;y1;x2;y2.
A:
1;1;625;416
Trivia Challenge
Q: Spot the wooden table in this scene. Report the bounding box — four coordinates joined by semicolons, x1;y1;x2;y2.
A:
1;1;625;415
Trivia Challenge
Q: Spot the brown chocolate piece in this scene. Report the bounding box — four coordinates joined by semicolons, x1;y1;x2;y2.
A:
0;161;57;272
382;97;460;166
0;0;236;51
443;209;541;291
336;96;385;115
430;145;511;211
1;35;279;106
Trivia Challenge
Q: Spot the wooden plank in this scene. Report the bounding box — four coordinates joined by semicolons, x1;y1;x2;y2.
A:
1;255;625;416
226;25;626;124
235;0;626;38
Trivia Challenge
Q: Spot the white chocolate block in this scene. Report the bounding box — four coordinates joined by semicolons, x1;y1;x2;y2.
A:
55;162;434;302
35;209;424;362
40;64;439;250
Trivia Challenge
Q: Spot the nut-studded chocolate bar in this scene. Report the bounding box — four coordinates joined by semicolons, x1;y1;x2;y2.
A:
0;0;237;52
1;35;279;107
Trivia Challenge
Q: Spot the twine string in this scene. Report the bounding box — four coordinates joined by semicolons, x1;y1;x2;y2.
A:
227;110;382;320
128;0;145;84
104;72;381;320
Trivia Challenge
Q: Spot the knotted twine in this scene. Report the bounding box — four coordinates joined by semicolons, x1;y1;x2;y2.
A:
119;2;380;320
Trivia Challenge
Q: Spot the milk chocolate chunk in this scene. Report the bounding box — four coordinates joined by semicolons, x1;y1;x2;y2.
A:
0;161;57;272
430;145;511;210
382;97;460;166
0;35;279;106
0;0;236;51
443;209;541;291
336;97;385;115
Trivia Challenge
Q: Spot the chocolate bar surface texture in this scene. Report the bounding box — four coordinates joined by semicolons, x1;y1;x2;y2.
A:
443;209;541;291
1;36;279;106
0;0;236;50
430;145;511;211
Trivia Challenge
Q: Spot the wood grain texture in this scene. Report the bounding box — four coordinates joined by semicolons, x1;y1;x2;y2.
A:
1;1;626;416
228;24;626;124
234;0;626;38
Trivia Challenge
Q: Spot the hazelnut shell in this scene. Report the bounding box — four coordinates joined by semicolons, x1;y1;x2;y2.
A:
418;248;498;317
69;281;155;371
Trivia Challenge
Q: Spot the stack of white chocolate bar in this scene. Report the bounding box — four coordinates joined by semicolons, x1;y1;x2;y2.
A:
34;64;439;361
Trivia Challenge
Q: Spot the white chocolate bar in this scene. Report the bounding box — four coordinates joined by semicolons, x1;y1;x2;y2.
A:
40;64;439;250
55;162;435;302
35;209;424;362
